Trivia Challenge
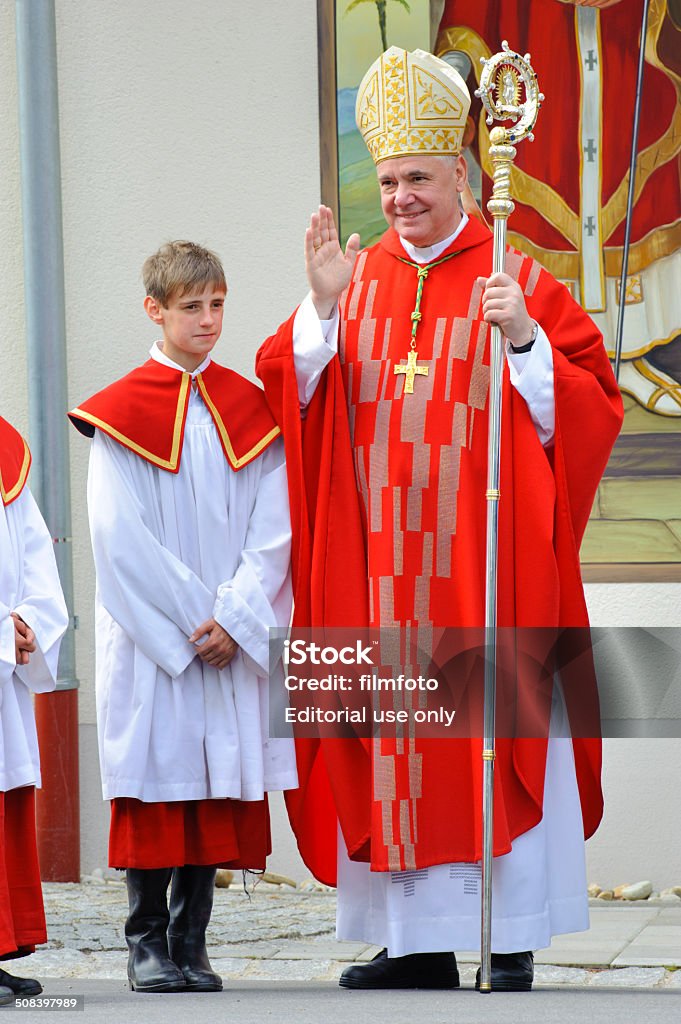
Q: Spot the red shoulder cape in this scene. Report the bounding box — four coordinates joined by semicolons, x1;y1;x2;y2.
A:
257;218;623;885
0;416;31;506
69;358;280;472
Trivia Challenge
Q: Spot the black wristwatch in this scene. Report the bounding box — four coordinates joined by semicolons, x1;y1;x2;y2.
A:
509;321;538;354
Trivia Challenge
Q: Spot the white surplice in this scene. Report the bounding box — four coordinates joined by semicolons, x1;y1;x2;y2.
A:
0;487;68;792
87;345;297;803
336;689;588;955
291;228;588;953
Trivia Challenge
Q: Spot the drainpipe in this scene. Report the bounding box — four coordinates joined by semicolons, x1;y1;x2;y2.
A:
15;0;80;883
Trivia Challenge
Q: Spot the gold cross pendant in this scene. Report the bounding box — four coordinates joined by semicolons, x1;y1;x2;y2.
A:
394;349;429;395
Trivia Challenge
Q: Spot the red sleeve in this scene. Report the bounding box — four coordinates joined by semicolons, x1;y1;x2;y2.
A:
256;314;369;629
256;317;372;886
523;272;621;840
527;269;623;547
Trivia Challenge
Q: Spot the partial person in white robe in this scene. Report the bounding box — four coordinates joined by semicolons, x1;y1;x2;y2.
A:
0;416;68;998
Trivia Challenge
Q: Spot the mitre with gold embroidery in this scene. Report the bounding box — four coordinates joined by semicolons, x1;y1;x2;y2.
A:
355;46;470;165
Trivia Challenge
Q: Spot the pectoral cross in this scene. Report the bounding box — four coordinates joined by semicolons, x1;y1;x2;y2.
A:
392;254;459;397
394;348;429;394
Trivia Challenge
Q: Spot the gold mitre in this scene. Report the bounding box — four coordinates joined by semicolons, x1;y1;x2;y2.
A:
355;47;470;165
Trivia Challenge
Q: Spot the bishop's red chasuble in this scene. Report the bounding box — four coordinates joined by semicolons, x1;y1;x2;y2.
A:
259;217;623;887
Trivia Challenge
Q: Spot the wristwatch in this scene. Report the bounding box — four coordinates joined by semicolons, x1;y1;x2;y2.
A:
509;321;538;354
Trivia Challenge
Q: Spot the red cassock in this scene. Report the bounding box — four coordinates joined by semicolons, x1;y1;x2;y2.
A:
108;798;270;871
257;217;623;886
435;0;680;294
0;789;46;959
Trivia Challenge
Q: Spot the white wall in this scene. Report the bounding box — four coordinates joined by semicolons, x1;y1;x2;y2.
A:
1;0;320;877
2;0;320;724
584;585;681;889
1;1;678;888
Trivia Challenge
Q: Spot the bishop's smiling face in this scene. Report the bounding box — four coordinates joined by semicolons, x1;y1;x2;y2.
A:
377;154;468;248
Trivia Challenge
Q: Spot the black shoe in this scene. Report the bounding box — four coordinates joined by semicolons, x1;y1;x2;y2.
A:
475;951;534;992
168;865;222;992
339;949;460;990
0;986;14;1006
0;967;42;996
125;868;187;993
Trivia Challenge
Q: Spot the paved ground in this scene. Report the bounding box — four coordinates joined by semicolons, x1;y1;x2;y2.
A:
11;878;681;993
4;979;678;1024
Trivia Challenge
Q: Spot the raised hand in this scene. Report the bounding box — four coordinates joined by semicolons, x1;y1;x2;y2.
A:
305;205;361;319
477;273;535;348
11;612;36;666
189;618;238;671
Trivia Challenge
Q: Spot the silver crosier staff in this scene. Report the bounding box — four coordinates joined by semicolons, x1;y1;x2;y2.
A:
474;42;543;994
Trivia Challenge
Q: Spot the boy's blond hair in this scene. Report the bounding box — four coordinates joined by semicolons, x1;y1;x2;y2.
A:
142;240;226;307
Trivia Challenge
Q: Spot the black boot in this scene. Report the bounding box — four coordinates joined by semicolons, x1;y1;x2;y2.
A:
125;868;186;993
167;865;222;992
0;967;42;996
475;951;534;991
339;949;460;989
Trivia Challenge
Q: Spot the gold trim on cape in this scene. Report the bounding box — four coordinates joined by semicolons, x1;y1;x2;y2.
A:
195;374;281;470
70;373;191;472
0;437;31;505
